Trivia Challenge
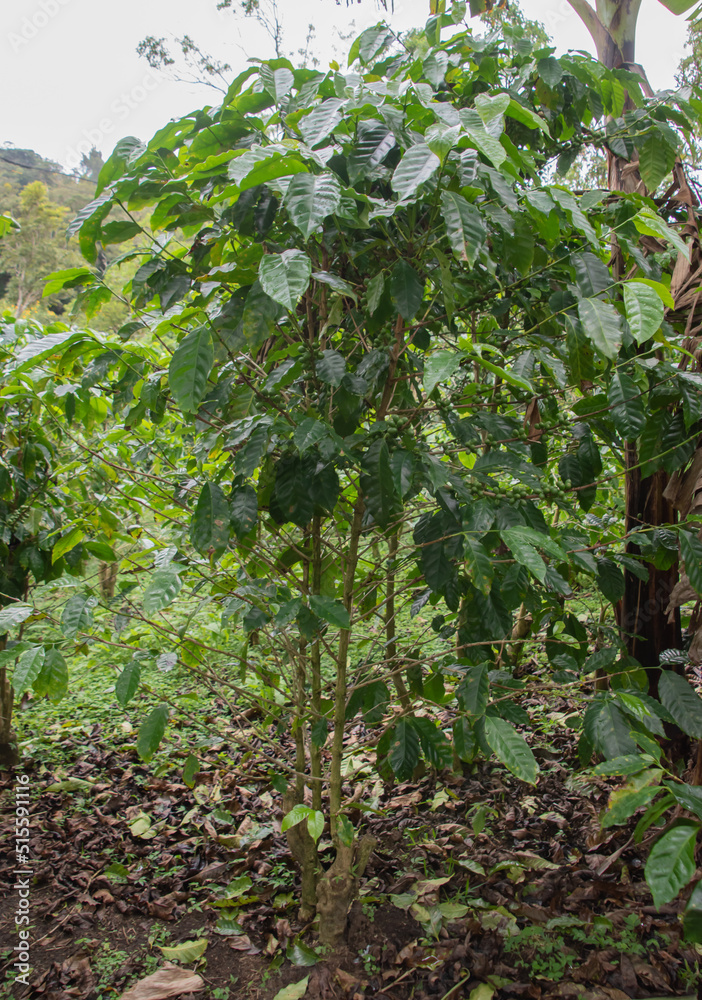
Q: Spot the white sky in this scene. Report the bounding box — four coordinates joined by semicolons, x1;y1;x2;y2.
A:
0;0;689;172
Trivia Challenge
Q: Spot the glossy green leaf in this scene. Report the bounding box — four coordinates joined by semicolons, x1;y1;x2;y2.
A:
360;439;399;529
440;191;486;265
231;485;258;537
465;536;494;595
285;173;342;239
61;593;96;639
623;282;665;345
457;664;489;717
389;718;421;780
659;671;702;740
272;976;309;1000
168;327;213;413
577;297;622;360
190;481;231;555
645;821;699;909
159;938;208;963
502;528;547;583
666;781;702;821
34;649;68;702
337;815;354;847
391;143;440;201
299;99;343;147
608;372;645;439
137;703;169;762
260;65;294;103
424;350;462;395
52;526;85;563
12;646;45;696
317;349;346;386
183;754;199;788
584;700;636;758
484;716;539;785
390;261;424;319
0;603;33;629
259;250;312;311
638;135;677;192
115;660;141;707
634;208;690;260
143;571;183;616
453;717;476;762
309;596;350;629
348;124;396;183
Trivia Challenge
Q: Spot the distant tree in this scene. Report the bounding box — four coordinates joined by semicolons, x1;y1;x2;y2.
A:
77;147;105;184
0;181;80;317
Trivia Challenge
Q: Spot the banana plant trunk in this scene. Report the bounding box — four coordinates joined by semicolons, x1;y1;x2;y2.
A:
568;0;682;688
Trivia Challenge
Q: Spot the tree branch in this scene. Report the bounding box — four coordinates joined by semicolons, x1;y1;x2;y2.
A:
566;0;609;59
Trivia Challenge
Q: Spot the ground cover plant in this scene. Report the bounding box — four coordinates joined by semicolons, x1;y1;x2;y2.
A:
3;1;702;997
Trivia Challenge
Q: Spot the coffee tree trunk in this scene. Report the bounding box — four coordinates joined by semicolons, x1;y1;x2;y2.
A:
569;0;683;685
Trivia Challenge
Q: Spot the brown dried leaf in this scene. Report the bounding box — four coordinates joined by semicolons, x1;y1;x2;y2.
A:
118;963;204;1000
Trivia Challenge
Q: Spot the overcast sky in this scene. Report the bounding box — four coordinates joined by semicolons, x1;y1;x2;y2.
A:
0;0;689;172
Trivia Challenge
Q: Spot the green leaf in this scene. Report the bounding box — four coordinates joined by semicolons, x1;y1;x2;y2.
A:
352;24;393;64
502;528;547;583
260;65;294;103
285;173;342;239
634;208;690;260
231;485;258;537
584;700;636;758
337;814;354;847
143;571;183;615
390;261;424;319
307;810;324;843
601;785;662;828
666;781;702;821
272;976;310;1000
317;349;346;386
137;703;169;761
659;671;702;740
115;660;141;707
34;649;68;702
465;537;494;595
457;664;489;717
360;439;399;529
506;99;549;134
259;250;312;311
679;532;702;595
440;191;486;265
638;135;677;192
159;938;208;963
391;143;440;201
389;718;421;780
657;0;697;12
453;717;476;762
0;642;33;666
183;754;199;788
12;646;45;696
683;879;702;943
645;820;699;909
52;526;85;564
348;123;396;183
61;593;96;638
190;482;231;555
424;350;462;395
623;282;665;345
299;99;343;147
282;804;315;832
168;327;214;413
484;716;539;785
0;603;33;629
608;372;645;439
309;596;350;629
287;940;319;966
577;297;622;360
